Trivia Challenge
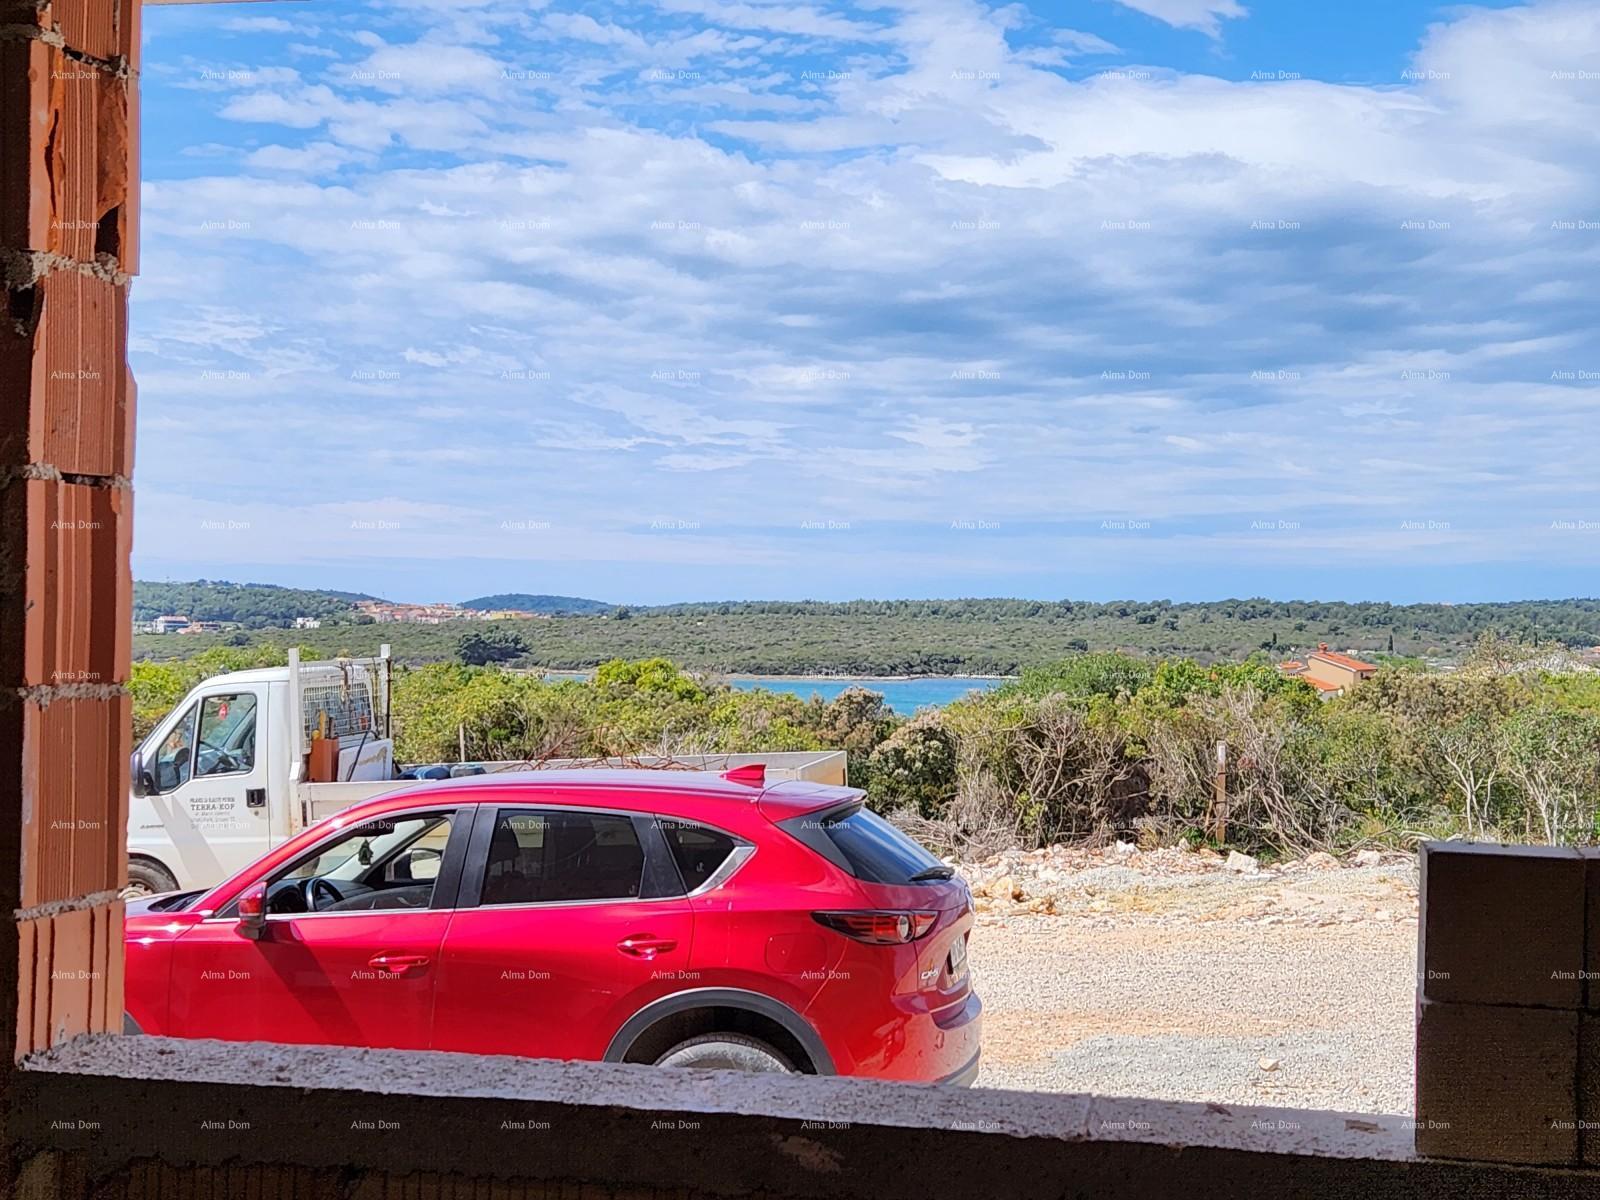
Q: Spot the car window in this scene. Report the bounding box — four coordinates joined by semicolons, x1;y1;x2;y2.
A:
282;814;450;885
657;819;738;891
152;704;197;792
480;810;644;905
195;693;257;777
817;805;944;884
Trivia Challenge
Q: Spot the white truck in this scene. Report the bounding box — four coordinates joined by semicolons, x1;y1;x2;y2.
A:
126;648;847;895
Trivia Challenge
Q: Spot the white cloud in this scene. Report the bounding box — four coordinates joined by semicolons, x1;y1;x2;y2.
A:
1111;0;1247;38
129;0;1600;596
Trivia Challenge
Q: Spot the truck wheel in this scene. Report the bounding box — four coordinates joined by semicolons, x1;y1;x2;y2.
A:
653;1034;795;1073
124;859;178;898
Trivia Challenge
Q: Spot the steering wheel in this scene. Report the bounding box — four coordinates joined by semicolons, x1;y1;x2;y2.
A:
197;738;239;773
301;877;343;912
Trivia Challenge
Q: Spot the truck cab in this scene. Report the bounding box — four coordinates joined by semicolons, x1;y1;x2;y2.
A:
126;649;396;895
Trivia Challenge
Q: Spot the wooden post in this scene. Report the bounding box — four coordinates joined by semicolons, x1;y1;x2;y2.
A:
1213;740;1228;844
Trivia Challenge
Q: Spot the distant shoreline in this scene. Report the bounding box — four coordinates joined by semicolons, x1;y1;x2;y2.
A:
540;670;1016;682
727;673;1015;683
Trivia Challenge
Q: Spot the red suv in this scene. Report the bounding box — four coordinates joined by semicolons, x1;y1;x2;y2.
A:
123;769;981;1084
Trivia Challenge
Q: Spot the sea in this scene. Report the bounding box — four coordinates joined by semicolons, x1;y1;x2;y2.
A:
728;675;1007;714
540;671;1010;714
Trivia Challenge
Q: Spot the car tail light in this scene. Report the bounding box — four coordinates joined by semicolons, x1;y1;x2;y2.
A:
812;910;938;944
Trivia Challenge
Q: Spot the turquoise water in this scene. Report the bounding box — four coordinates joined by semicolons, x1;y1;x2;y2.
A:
541;671;1010;714
728;675;1008;714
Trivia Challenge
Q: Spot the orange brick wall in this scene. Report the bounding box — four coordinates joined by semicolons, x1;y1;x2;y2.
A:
0;0;139;1065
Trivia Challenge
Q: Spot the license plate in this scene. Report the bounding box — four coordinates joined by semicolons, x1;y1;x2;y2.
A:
947;935;968;978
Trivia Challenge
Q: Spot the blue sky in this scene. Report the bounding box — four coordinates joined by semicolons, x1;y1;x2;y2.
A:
132;0;1600;605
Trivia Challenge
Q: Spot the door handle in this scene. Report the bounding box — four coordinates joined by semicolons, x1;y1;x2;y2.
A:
617;935;677;958
368;953;430;976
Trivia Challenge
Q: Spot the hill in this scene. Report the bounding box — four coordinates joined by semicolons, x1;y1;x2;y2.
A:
133;580;375;627
131;594;1600;674
458;593;611;615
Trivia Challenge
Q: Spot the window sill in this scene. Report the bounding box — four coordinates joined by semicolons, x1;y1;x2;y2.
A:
13;1034;1567;1199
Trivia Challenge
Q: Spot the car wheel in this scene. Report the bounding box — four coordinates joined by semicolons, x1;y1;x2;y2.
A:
653;1033;796;1073
123;859;179;899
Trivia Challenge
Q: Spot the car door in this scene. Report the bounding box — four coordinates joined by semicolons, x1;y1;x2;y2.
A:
166;807;470;1050
133;684;271;886
430;803;694;1062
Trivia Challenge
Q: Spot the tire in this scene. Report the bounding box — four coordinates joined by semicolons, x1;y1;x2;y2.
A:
123;859;179;899
653;1033;795;1074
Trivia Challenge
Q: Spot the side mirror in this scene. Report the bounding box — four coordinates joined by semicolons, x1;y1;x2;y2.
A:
237;882;269;941
130;752;151;798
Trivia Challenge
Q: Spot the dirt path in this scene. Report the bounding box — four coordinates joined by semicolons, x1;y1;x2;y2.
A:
965;853;1418;1114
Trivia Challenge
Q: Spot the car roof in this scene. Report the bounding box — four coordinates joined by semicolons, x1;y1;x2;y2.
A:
338;768;859;820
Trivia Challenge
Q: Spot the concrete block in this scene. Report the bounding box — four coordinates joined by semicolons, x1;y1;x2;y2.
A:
1419;841;1584;1009
1415;998;1578;1165
1581;1014;1600;1167
1584;850;1600;1011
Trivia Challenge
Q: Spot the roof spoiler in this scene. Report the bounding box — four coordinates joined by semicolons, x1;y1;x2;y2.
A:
721;763;766;787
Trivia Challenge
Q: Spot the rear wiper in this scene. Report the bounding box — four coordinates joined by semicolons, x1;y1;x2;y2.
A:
908;865;955;881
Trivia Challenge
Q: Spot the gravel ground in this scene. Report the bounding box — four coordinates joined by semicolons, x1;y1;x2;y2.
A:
968;860;1418;1114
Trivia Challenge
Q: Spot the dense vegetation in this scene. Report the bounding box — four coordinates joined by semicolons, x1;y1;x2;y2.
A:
133;581;374;626
135;595;1600;674
129;637;1600;858
459;593;612;614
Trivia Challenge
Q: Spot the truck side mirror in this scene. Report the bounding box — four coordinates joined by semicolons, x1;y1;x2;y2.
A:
130;752;151;797
237;882;269;940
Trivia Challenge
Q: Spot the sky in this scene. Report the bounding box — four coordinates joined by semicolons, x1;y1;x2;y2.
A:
131;0;1600;606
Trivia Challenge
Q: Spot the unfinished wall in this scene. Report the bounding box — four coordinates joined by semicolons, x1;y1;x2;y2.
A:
1416;842;1600;1166
0;0;137;1068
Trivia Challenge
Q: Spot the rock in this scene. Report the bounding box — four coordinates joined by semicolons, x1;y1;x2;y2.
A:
1303;851;1339;871
992;874;1020;902
1224;850;1259;874
1111;840;1138;858
1352;850;1383;868
1258;1057;1280;1072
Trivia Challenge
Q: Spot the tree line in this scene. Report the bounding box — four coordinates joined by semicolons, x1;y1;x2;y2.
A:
130;636;1600;858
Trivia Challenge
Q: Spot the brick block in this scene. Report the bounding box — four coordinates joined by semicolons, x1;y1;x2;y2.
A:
0;691;129;911
1416;998;1579;1164
0;271;133;478
101;897;124;1032
12;918;33;1060
0;42;131;263
1419;842;1585;1009
46;905;94;1045
54;0;140;66
29;910;52;1056
0;478;131;689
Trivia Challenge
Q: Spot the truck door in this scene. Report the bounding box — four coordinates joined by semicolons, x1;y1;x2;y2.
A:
131;683;271;887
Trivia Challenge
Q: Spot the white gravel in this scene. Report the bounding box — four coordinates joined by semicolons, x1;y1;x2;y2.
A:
968;861;1418;1114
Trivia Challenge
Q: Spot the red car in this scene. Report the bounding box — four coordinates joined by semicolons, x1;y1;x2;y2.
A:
123;768;982;1084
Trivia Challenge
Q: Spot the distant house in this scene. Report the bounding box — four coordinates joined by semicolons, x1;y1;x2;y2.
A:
293;616;322;629
1278;643;1379;698
149;615;190;634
